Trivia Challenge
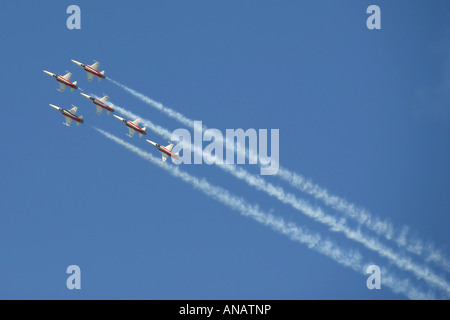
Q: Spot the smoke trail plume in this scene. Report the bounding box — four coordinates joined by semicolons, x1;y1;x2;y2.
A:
94;127;436;299
106;79;450;273
104;101;450;296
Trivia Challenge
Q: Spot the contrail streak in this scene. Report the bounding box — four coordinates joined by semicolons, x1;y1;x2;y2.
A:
94;127;436;300
107;78;450;273
276;169;450;272
107;78;196;129
108;102;450;296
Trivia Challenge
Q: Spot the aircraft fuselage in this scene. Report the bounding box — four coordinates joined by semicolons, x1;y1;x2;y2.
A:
84;64;105;79
157;144;178;159
126;121;146;135
62;109;83;123
57;76;78;89
94;99;114;113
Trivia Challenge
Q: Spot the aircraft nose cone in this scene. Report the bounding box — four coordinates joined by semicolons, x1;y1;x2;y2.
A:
71;59;83;67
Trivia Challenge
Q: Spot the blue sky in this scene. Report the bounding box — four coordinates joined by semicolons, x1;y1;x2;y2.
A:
1;1;449;299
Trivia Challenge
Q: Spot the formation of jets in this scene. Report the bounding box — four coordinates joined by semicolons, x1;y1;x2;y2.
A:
44;59;176;162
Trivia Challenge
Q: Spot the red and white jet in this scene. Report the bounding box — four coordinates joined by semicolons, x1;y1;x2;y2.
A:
80;93;114;115
146;140;179;162
113;115;147;137
71;59;105;81
43;70;78;92
49;104;84;126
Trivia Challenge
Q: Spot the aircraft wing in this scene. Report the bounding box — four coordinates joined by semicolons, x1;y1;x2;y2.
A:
131;118;141;126
128;127;135;137
99;95;109;102
69;106;78;114
165;143;174;152
90;61;100;70
64;116;73;126
96;105;103;115
62;72;72;80
59;82;66;92
87;72;94;82
161;153;169;162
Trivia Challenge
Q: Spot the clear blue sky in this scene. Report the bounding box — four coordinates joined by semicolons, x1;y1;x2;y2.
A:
1;1;449;299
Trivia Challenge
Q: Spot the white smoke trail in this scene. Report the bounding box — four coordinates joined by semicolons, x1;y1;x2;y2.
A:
108;103;450;296
106;79;450;273
94;127;436;300
107;78;196;129
275;169;450;271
